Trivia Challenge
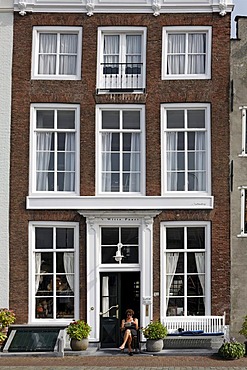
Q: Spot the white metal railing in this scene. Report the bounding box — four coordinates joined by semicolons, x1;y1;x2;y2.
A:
163;312;226;335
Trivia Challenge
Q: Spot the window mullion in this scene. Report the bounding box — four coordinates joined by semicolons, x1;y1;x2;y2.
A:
54;110;58;192
184;227;188;315
119;111;123;192
184;110;188;191
185;33;189;75
56;33;60;76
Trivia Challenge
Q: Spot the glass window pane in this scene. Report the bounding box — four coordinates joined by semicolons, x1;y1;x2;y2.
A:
102;246;117;263
102;111;120;129
37;111;54;128
36;297;53;319
56;297;74;318
123;111;140;129
187;227;205;249
166;298;184;316
166;228;184;249
167;110;184;128
111;133;120;151
121;246;138;263
35;228;53;249
57;111;75;129
56;228;74;249
187;110;205;128
102;228;119;245
121;228;138;244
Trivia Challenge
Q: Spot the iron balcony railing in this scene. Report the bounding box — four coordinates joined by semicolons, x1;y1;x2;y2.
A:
98;62;145;93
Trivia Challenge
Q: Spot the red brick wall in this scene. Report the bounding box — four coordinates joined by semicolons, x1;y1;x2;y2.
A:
10;11;231;323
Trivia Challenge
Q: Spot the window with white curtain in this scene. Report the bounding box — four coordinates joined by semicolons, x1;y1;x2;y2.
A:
162;26;211;80
32;26;82;80
29;222;79;322
161;222;211;317
97;27;146;92
96;105;145;194
30;104;80;194
161;103;211;194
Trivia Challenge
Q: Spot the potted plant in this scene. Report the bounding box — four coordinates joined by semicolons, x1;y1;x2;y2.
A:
218;338;245;360
0;308;16;348
142;320;168;352
239;314;247;355
66;320;91;351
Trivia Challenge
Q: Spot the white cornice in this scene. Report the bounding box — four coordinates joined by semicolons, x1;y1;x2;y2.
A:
13;0;234;16
26;195;214;210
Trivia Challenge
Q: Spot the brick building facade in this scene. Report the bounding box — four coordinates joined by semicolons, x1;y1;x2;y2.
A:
9;0;233;347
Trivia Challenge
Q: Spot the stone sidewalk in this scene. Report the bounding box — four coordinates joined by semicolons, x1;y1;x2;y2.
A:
0;350;247;369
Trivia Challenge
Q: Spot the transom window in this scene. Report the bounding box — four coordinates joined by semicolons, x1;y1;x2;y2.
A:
161;222;210;317
101;227;139;264
96;105;145;195
161;103;210;194
30;104;79;194
240;107;247;155
162;27;211;80
32;26;82;80
97;27;146;93
30;223;79;321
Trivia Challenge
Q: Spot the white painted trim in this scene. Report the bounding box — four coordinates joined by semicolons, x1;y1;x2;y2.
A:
29;103;80;196
161;102;211;196
26;195;214;209
160;220;211;322
84;210;159;341
13;0;234;15
28;221;80;324
162;26;212;80
95;104;146;195
0;10;13;308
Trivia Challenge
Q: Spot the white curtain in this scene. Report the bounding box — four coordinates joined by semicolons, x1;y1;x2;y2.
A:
129;133;140;192
35;253;42;293
63;253;74;292
167;34;185;75
63;133;75;191
167;132;178;191
39;33;57;74
103;35;119;68
188;34;205;74
166;252;179;308
194;132;205;191
36;132;52;191
195;252;205;303
102;276;109;317
126;35;141;69
59;34;78;75
102;133;112;192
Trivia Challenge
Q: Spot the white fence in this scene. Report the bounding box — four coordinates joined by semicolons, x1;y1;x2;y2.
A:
163;313;226;335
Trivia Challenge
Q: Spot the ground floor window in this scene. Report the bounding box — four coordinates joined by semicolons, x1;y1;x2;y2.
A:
161;221;210;317
29;222;79;321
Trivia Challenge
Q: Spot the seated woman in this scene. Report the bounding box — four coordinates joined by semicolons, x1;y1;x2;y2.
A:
119;308;138;355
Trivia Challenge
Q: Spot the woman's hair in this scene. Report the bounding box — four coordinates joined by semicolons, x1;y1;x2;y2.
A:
125;308;134;316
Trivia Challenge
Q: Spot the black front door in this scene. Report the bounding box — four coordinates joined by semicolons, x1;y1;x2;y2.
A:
100;271;140;348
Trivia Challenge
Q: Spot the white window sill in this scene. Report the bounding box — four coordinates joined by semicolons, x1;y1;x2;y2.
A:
26;195;214;210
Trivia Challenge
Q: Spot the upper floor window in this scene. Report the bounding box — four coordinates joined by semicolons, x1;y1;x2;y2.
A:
162;26;212;80
97;27;146;93
96;105;145;195
32;26;82;80
30;104;80;195
240;107;247;156
161;103;211;194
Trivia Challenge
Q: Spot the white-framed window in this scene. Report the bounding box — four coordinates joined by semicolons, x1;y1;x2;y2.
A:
32;26;82;80
29;221;79;322
96;104;145;195
97;27;146;93
161;221;211;317
30;104;80;195
162;26;212;80
161;103;211;194
238;187;247;236
240;107;247;156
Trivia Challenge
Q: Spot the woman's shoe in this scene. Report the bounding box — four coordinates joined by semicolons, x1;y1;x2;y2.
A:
128;351;133;356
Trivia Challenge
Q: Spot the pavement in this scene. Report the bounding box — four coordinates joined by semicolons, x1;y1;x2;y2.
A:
0;348;247;369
